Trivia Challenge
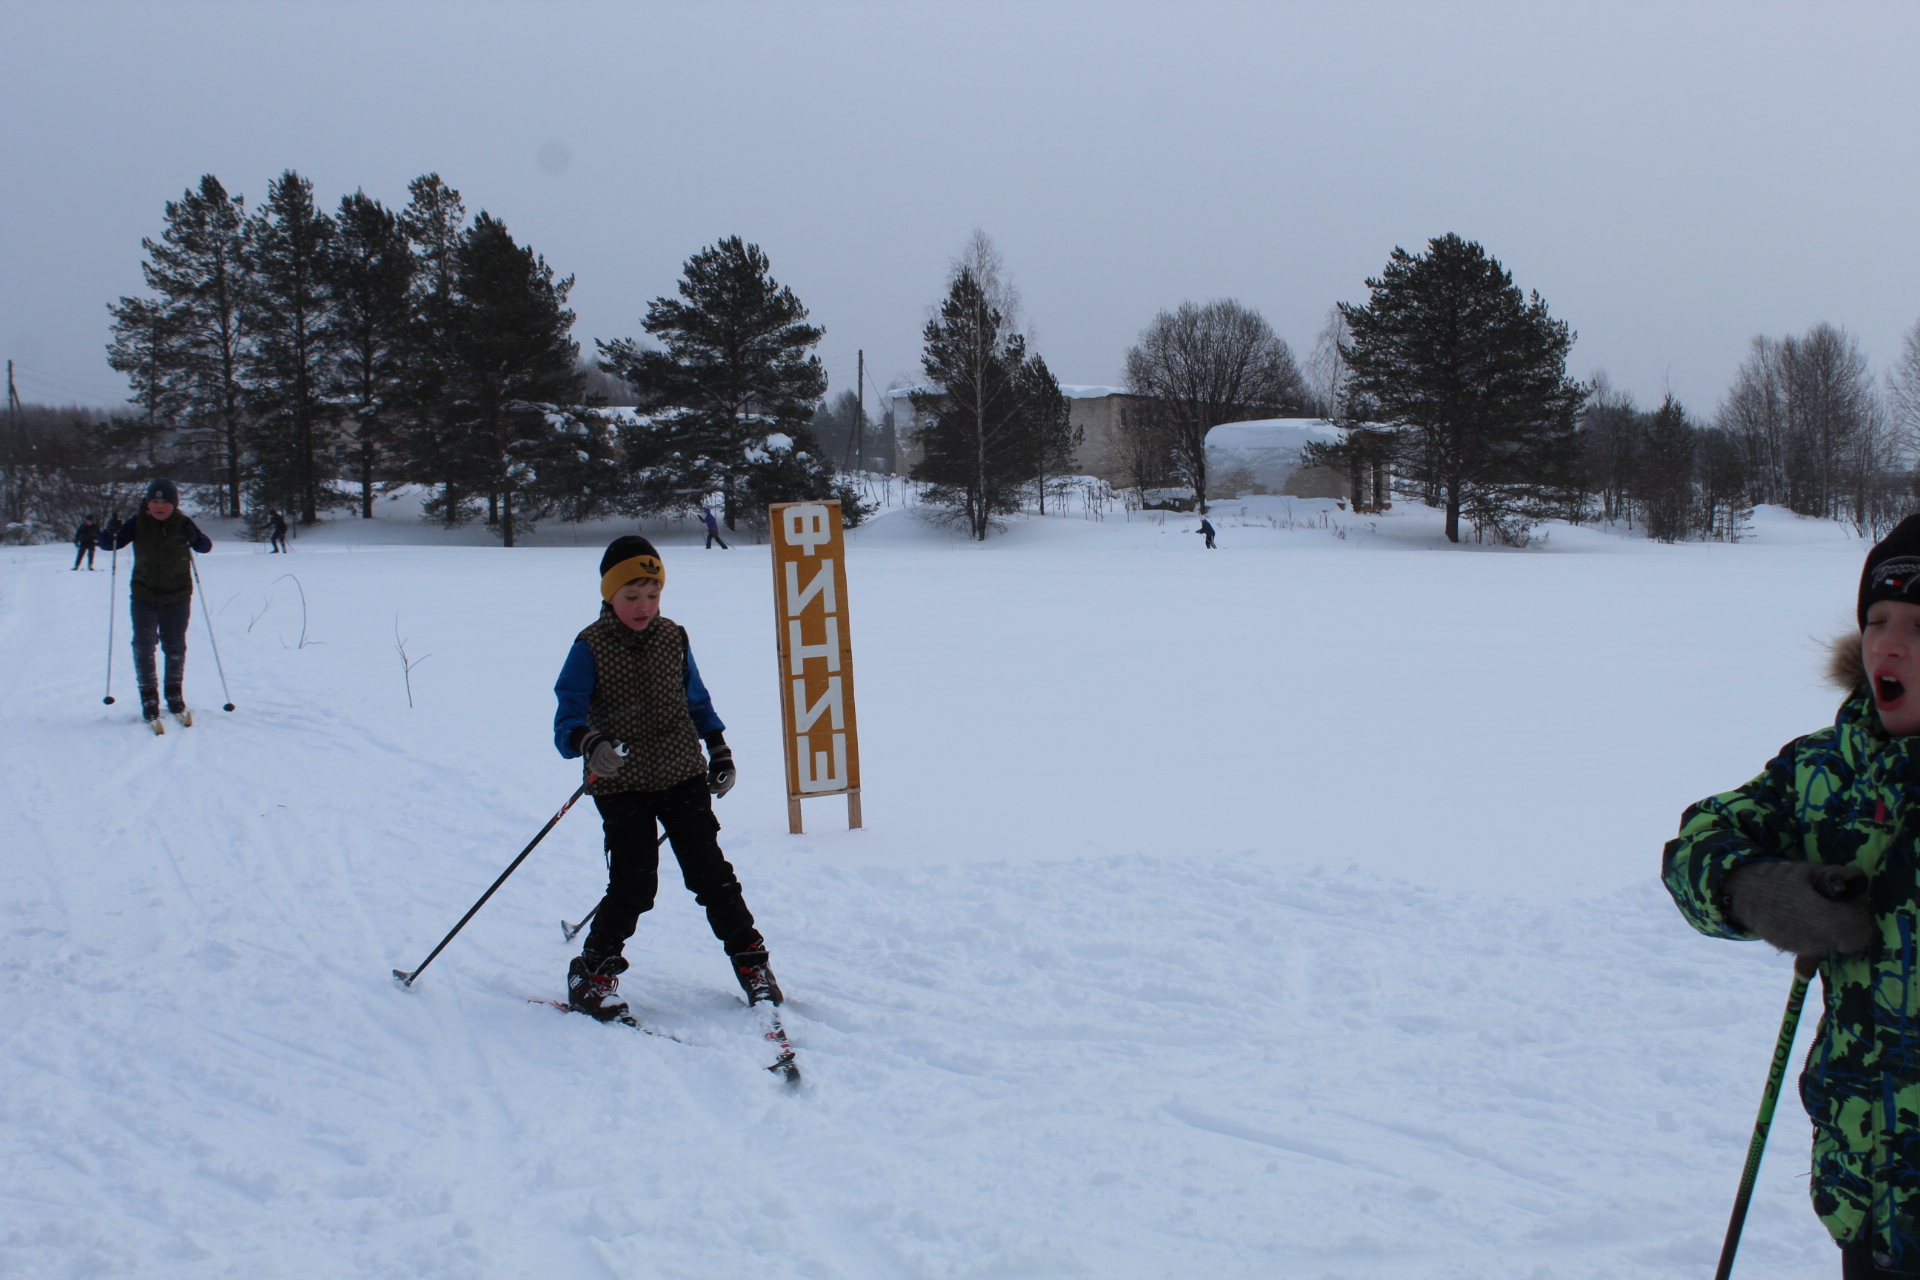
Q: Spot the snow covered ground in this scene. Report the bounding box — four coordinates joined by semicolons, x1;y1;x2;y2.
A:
0;492;1875;1277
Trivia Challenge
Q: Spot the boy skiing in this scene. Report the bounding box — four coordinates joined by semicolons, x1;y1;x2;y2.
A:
99;479;212;729
1665;514;1920;1277
552;535;778;1022
72;515;100;570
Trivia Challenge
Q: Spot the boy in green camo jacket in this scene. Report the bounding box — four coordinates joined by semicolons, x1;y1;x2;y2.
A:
1665;513;1920;1278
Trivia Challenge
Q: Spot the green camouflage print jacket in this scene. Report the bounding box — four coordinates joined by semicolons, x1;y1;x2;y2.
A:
1664;639;1920;1269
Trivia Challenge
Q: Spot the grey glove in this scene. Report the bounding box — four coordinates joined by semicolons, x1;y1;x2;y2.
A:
706;736;735;799
1723;860;1873;957
578;730;627;779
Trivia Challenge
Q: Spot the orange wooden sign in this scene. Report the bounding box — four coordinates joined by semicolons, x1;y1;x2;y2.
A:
770;500;861;833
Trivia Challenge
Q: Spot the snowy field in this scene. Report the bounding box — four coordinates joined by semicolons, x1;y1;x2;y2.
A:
0;491;1876;1278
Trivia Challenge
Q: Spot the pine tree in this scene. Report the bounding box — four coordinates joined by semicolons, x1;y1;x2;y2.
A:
598;237;828;529
107;175;252;516
1339;234;1585;544
244;170;341;527
1021;355;1079;514
327;191;415;518
446;212;582;546
1636;394;1696;543
103;295;187;463
396;174;471;527
912;268;1062;539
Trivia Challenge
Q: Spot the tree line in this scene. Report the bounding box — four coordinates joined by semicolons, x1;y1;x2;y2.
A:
11;205;1920;550
0;171;867;546
1297;233;1920;544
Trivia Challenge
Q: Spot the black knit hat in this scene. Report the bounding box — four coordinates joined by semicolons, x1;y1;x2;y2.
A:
598;535;665;601
143;477;180;506
1858;513;1920;627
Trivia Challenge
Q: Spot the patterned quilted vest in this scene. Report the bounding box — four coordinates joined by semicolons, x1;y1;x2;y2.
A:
577;606;706;795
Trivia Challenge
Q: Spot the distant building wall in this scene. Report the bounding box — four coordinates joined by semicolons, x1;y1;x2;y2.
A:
886;384;1152;489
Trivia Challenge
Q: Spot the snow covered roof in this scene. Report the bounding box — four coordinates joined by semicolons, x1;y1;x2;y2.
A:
1204;418;1343;492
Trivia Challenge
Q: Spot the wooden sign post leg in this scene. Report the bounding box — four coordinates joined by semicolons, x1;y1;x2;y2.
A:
787;794;803;835
846;788;862;830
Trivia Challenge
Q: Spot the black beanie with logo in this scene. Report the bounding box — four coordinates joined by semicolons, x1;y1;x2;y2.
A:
1858;513;1920;627
598;535;666;601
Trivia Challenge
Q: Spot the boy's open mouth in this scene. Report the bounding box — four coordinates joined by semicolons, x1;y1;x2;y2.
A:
1878;674;1907;705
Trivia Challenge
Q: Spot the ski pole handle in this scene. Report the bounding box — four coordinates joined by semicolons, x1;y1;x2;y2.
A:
1714;954;1818;1280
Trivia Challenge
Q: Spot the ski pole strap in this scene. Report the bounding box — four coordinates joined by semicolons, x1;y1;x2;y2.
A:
1714;956;1817;1280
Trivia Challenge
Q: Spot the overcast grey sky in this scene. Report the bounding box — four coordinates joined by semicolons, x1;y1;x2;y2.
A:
3;1;1917;417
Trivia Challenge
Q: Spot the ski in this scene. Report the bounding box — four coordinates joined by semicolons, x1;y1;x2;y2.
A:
529;997;690;1044
753;1002;801;1085
171;707;193;728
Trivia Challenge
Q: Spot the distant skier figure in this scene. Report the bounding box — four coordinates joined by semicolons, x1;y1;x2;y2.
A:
268;511;289;553
1664;513;1920;1277
1197;517;1217;549
701;506;729;550
551;534;775;1021
72;515;100;570
99;478;212;728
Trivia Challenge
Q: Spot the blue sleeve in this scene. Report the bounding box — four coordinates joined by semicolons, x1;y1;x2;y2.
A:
553;642;596;758
101;517;137;550
684;640;725;738
182;518;212;554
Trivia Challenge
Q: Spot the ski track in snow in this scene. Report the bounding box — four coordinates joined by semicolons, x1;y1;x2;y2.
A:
0;494;1868;1277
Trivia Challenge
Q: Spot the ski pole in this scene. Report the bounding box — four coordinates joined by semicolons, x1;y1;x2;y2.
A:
189;555;236;711
1714;953;1818;1280
561;830;668;941
394;778;594;988
102;544;119;705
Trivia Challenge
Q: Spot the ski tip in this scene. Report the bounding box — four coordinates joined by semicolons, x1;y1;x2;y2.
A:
768;1057;801;1086
391;969;415;987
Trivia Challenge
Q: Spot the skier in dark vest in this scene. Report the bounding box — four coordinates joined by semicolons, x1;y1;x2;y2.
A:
268;511;289;553
98;479;212;727
701;506;729;550
72;515;101;570
551;534;775;1020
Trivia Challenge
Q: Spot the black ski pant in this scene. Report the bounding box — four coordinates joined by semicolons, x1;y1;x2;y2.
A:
73;543;95;569
705;529;728;549
130;597;190;692
581;774;761;962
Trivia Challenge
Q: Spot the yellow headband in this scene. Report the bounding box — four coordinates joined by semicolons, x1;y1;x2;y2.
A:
600;555;666;601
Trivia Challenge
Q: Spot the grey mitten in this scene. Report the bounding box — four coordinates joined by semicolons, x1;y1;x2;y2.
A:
1724;860;1873;957
578;730;627;778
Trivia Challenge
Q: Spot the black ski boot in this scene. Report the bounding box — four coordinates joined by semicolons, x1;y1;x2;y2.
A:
730;948;783;1007
140;687;162;729
567;953;630;1022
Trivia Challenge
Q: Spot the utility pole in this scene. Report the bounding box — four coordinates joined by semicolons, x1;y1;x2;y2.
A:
854;349;865;473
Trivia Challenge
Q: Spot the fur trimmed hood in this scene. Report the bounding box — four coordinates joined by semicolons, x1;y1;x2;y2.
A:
1829;632;1866;696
